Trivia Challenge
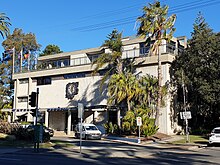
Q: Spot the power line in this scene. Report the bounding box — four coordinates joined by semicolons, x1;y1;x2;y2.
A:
69;0;220;32
47;0;167;30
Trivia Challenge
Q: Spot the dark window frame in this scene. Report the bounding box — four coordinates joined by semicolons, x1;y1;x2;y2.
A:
37;77;52;85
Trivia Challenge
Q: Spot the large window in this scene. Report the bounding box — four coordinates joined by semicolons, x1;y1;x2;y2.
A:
64;72;91;79
37;77;51;85
18;97;28;103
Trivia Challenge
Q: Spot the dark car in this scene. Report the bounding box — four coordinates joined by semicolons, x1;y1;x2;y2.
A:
26;125;54;137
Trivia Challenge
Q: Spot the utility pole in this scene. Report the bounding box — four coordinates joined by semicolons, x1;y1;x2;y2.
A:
182;70;189;143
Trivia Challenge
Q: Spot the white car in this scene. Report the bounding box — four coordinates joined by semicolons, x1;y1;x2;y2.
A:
209;127;220;145
75;123;102;140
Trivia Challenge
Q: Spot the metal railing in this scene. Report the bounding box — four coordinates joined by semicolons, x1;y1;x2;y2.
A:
14;45;185;73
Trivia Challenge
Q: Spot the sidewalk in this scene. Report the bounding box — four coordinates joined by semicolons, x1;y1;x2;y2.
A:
103;134;204;151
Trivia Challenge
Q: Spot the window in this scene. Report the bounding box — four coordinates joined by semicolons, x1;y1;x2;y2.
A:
18;97;28;103
139;42;150;56
19;79;28;84
166;41;176;54
64;73;86;79
37;77;51;85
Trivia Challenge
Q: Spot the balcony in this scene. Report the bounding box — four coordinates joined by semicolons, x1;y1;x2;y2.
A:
13;44;184;74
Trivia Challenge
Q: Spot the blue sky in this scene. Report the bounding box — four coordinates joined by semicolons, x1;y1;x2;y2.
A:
0;0;219;55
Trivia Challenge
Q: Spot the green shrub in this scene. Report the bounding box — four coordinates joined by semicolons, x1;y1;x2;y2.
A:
103;122;119;134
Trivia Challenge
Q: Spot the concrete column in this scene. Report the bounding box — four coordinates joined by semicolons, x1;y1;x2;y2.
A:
12;80;18;122
45;110;49;127
117;109;121;128
12;111;16;122
67;110;72;135
13;80;18;110
28;77;32;109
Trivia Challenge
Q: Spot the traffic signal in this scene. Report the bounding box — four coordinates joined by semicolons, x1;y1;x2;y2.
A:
30;109;36;117
29;92;37;107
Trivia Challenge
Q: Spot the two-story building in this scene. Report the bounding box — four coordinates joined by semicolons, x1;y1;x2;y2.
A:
11;36;186;135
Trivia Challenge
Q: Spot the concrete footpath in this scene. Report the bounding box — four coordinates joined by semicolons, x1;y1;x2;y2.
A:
104;134;204;151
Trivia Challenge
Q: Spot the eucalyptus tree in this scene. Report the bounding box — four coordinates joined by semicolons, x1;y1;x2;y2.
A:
0;28;40;110
0;13;11;39
171;13;220;129
136;1;176;126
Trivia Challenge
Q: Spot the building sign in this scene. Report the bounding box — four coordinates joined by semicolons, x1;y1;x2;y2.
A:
66;82;79;99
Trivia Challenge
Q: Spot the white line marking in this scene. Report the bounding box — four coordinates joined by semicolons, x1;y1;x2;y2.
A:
0;158;22;161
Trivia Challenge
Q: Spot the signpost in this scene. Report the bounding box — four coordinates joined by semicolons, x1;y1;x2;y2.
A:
136;117;142;144
78;103;84;154
180;111;191;143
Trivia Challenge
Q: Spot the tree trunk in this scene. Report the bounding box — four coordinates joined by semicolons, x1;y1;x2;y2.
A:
127;99;131;111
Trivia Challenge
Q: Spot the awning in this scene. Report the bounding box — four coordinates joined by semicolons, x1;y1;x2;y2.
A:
47;105;107;112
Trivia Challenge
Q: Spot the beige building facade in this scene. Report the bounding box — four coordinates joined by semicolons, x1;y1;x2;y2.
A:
11;36;186;135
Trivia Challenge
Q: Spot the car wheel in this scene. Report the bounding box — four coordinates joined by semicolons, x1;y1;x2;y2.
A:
85;135;88;140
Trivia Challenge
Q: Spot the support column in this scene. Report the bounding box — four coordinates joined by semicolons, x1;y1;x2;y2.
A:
12;80;18;122
117;109;121;128
28;77;32;109
45;110;49;127
67;110;72;135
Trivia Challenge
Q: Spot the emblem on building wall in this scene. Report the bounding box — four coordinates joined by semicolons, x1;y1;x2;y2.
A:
66;82;79;99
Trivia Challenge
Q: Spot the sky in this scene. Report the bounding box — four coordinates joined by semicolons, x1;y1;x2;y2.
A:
0;0;219;56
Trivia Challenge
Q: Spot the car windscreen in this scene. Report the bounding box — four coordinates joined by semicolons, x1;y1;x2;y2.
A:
85;126;98;131
213;129;220;133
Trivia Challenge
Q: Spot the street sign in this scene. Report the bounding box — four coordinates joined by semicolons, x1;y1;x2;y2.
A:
180;111;192;119
137;117;142;126
78;103;84;119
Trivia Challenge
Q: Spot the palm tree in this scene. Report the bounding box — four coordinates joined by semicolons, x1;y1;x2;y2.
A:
0;13;11;39
137;74;158;110
92;29;123;89
136;1;176;127
108;72;139;111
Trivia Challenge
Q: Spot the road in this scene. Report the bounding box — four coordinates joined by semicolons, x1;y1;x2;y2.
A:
0;137;220;165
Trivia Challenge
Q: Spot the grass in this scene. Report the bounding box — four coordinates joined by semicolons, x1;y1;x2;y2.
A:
171;135;208;145
0;133;73;148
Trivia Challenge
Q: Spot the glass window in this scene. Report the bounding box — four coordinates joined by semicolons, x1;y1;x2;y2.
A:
37;77;51;85
18;97;28;103
64;73;86;79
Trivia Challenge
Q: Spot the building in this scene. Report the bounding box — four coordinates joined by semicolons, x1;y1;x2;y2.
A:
11;36;186;135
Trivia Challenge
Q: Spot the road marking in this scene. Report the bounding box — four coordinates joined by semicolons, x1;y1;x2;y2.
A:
81;146;137;151
0;157;22;161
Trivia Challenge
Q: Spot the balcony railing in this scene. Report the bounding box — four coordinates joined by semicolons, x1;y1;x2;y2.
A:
14;45;185;73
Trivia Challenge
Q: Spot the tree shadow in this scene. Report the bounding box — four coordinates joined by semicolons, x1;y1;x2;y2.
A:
7;139;219;165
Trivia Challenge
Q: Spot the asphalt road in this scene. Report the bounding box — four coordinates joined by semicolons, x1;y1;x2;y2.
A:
0;137;220;165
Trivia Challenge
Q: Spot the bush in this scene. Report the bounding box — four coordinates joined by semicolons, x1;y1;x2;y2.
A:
0;121;20;134
103;122;119;134
141;117;158;137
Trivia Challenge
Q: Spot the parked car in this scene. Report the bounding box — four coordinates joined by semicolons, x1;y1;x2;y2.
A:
75;123;102;140
26;125;54;137
209;127;220;145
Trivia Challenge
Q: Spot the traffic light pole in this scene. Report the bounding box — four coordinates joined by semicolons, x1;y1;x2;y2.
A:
35;88;39;127
34;88;39;152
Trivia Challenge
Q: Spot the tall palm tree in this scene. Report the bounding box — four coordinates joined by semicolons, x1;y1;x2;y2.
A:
92;29;123;89
0;13;11;39
136;1;176;127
